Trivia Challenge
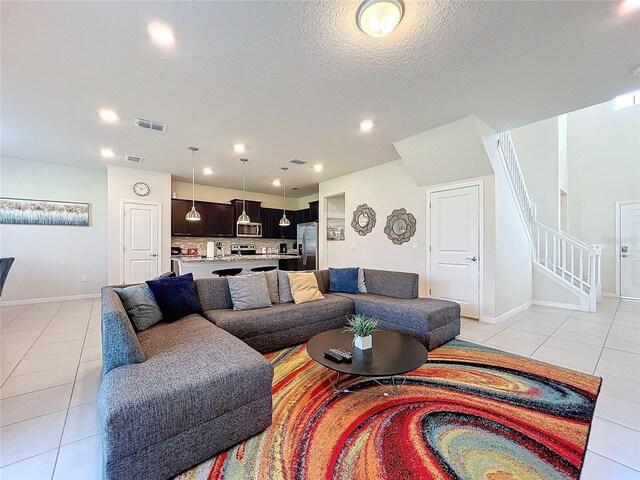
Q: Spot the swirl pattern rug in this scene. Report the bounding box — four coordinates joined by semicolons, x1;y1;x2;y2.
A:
176;339;601;480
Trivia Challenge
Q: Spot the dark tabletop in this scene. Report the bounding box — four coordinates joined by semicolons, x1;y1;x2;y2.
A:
307;329;427;377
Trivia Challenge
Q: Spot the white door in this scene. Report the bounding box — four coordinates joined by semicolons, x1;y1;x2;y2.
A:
429;185;480;318
620;202;640;299
123;202;159;283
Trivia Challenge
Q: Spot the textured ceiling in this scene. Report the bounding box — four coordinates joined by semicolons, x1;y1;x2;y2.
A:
2;1;639;197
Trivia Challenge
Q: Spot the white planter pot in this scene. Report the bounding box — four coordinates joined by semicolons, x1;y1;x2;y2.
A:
354;335;372;350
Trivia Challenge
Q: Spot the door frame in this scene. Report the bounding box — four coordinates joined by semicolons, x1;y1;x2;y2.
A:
615;200;640;299
119;200;162;284
426;180;484;320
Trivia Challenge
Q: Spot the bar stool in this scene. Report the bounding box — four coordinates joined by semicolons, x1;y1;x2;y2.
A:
250;266;277;273
212;268;243;277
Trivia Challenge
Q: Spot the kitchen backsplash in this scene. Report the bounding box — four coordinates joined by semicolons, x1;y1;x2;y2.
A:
172;237;296;255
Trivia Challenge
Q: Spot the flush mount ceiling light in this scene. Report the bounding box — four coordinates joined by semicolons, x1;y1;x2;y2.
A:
272;179;281;187
238;158;251;224
314;164;323;172
98;109;119;124
279;167;291;227
185;147;201;222
147;22;175;47
233;143;246;154
360;119;374;132
100;148;115;158
203;167;213;175
356;0;404;38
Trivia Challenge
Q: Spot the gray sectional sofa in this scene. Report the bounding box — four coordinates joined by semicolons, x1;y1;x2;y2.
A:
99;268;460;480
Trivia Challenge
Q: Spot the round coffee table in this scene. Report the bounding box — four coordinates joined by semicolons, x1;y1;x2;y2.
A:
307;329;427;395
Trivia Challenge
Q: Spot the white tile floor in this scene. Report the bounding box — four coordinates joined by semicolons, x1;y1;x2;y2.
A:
0;297;638;479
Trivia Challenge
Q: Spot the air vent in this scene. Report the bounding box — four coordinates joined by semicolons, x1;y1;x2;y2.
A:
291;187;299;191
135;118;167;133
125;155;143;163
289;159;307;165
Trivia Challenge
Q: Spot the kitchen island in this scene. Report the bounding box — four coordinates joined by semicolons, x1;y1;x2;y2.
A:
172;254;301;279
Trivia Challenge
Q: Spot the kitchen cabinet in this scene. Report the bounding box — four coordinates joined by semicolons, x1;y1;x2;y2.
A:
309;201;319;222
260;208;274;239
172;199;204;236
202;203;234;237
218;204;234;236
230;199;261;224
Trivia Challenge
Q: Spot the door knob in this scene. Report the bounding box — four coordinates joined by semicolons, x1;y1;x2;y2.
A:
466;256;478;262
150;254;157;257
621;254;628;257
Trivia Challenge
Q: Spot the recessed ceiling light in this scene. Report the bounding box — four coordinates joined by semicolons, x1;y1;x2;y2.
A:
360;119;374;132
272;179;281;187
203;167;214;175
147;22;175;47
234;143;246;154
620;0;640;14
100;148;115;158
357;0;404;38
314;164;323;172
98;109;119;124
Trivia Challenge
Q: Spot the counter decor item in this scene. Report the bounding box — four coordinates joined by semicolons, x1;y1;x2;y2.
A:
206;242;215;259
0;197;89;226
384;208;416;245
351;203;376;236
344;314;378;350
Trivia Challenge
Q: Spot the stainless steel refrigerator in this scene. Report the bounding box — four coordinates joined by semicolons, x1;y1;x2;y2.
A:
297;222;317;271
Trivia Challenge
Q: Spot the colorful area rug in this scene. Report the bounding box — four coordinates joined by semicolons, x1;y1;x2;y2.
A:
176;339;601;480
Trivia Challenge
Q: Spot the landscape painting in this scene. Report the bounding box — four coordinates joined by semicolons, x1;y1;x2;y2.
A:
327;217;345;241
0;198;89;226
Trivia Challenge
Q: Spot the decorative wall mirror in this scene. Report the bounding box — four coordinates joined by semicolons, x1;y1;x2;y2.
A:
384;208;416;245
351;204;376;236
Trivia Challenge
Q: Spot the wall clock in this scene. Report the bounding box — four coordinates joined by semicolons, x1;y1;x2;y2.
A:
133;182;150;196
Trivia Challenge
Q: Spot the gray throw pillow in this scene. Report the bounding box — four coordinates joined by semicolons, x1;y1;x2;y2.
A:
114;284;163;332
278;270;294;303
264;270;280;304
358;267;368;293
227;273;272;311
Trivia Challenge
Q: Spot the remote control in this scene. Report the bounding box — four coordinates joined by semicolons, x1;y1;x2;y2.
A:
328;348;352;363
324;350;345;363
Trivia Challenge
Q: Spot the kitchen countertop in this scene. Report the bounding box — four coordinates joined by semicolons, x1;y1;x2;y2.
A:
172;254;300;263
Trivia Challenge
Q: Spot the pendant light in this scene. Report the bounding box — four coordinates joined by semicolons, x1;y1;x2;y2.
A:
279;167;290;227
237;158;251;224
185;147;201;221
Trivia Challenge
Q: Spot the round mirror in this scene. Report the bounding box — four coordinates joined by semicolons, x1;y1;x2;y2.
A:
358;213;369;228
351;204;376;236
392;218;407;235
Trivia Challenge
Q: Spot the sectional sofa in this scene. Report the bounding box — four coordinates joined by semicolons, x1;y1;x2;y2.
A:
98;268;460;480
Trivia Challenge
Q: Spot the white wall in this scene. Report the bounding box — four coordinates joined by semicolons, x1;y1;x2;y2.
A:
558;114;568;194
107;165;172;284
510;117;560;229
566;100;640;295
0;158;107;302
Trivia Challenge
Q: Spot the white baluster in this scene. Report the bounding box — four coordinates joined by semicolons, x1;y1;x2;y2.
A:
579;251;584;292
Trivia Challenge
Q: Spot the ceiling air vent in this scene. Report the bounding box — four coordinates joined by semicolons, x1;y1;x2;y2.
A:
291;187;299;191
135;118;167;133
125;155;143;163
289;159;307;165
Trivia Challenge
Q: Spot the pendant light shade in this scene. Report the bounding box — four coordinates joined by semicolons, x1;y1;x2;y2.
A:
279;167;290;227
238;158;251;224
186;147;201;222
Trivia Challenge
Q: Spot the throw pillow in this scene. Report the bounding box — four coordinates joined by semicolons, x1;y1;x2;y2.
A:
358;267;368;293
288;272;325;304
227;273;272;311
264;270;280;304
114;284;163;332
146;273;202;323
329;267;359;294
278;270;295;303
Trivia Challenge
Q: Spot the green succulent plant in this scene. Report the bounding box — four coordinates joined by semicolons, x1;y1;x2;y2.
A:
344;314;378;338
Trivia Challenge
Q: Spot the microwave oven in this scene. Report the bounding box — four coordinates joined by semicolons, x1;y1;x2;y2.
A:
236;222;262;237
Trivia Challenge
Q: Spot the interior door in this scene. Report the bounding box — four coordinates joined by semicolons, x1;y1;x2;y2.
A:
430;185;480;318
620;202;640;299
123;202;159;283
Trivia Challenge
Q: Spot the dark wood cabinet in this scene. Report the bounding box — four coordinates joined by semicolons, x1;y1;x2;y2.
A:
230;199;261;224
260;208;274;239
218;204;234;236
172;199;203;236
309;201;319;222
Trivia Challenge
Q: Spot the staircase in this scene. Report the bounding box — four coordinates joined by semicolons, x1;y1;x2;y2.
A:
497;131;602;312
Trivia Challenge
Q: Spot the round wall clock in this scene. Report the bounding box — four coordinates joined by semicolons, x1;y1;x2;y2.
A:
133;182;150;196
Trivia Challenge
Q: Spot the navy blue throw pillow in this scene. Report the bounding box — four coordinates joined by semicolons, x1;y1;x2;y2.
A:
146;273;202;323
329;267;359;294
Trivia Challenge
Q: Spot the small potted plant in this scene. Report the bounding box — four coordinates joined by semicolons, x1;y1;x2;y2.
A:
344;314;378;350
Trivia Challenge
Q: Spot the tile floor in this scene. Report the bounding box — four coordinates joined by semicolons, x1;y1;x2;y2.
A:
0;296;638;479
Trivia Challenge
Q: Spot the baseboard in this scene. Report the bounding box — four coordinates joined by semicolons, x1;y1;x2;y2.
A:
532;300;580;311
0;293;100;307
482;300;533;324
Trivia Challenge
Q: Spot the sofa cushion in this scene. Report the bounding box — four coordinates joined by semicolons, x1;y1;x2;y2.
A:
227;273;272;311
113;284;163;332
204;293;354;339
336;293;460;331
288;272;325;304
264;270;280;304
99;314;273;462
195;277;233;310
101;287;146;375
146;273;202;322
314;270;330;294
277;270;294;303
329;267;359;294
363;269;418;299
